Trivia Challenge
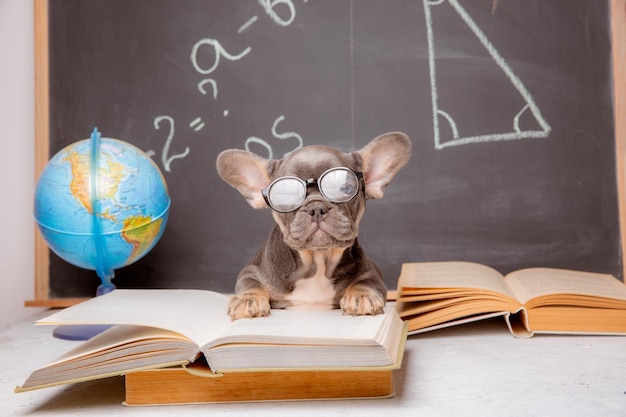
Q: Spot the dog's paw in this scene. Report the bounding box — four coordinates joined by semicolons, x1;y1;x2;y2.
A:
227;291;271;320
339;286;385;316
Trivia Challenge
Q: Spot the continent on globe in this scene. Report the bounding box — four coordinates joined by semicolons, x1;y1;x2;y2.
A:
122;214;166;264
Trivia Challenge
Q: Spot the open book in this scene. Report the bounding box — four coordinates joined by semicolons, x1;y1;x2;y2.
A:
396;261;626;338
16;289;406;392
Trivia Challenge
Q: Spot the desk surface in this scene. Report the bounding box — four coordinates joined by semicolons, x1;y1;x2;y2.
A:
2;309;625;416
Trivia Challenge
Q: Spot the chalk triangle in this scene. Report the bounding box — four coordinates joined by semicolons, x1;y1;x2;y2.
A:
424;0;551;149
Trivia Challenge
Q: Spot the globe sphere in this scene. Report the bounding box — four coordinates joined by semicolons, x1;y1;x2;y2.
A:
34;135;170;281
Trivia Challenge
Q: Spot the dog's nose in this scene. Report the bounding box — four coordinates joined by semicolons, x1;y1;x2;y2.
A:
305;201;331;221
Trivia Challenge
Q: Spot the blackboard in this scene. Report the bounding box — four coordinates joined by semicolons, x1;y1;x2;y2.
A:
35;0;624;302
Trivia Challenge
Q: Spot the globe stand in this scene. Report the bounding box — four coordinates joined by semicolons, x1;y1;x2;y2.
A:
36;127;170;341
52;278;116;340
96;279;116;297
53;128;117;341
52;324;114;341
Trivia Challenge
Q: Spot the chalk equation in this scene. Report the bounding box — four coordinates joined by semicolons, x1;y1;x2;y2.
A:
148;0;552;172
148;0;307;172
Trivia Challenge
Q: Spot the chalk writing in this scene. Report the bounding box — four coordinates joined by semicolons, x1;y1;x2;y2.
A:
189;117;205;132
245;115;303;159
271;115;303;156
150;0;551;173
153;115;189;173
238;16;258;34
258;0;296;27
190;39;251;76
150;0;308;172
197;78;217;99
424;0;551;149
190;38;251;99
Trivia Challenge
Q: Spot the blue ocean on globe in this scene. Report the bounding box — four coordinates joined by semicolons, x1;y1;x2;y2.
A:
34;133;170;290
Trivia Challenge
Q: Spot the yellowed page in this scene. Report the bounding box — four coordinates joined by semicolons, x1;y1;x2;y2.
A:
36;289;231;346
397;261;517;299
203;306;398;349
504;268;626;305
16;325;197;392
46;325;192;365
36;289;402;353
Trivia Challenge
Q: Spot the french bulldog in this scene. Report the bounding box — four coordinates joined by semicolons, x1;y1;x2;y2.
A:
216;132;411;320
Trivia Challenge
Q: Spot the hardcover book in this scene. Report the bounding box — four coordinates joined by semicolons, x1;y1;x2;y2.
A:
396;261;626;338
16;289;407;397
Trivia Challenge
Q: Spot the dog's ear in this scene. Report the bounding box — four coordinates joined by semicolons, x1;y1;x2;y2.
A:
356;132;411;199
216;150;273;209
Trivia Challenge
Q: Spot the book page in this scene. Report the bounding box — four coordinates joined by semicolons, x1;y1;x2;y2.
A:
37;289;231;345
505;268;626;305
16;325;198;391
46;325;193;365
198;307;405;372
36;289;401;350
398;261;517;299
203;307;396;349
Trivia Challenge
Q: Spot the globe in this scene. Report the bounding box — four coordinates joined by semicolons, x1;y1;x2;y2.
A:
34;129;170;295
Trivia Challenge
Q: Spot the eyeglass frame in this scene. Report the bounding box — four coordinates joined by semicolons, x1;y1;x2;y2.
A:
261;167;365;213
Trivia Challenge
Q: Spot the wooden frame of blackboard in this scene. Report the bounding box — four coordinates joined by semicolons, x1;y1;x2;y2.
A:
27;0;626;307
613;0;626;289
31;0;59;307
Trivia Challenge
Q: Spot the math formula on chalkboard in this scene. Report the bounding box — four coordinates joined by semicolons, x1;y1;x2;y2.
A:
140;0;555;174
152;0;310;172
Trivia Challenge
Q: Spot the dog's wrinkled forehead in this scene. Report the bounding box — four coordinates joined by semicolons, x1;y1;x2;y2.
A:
272;145;358;179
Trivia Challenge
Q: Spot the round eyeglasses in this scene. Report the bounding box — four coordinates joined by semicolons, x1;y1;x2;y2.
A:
262;167;364;213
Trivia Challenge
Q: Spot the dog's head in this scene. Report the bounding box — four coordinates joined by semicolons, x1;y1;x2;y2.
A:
216;132;411;251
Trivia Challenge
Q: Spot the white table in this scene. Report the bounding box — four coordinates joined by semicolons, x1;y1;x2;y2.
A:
2;309;625;416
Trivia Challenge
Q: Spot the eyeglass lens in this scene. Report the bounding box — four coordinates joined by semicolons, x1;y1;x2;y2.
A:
267;178;306;212
319;169;359;202
266;168;359;212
